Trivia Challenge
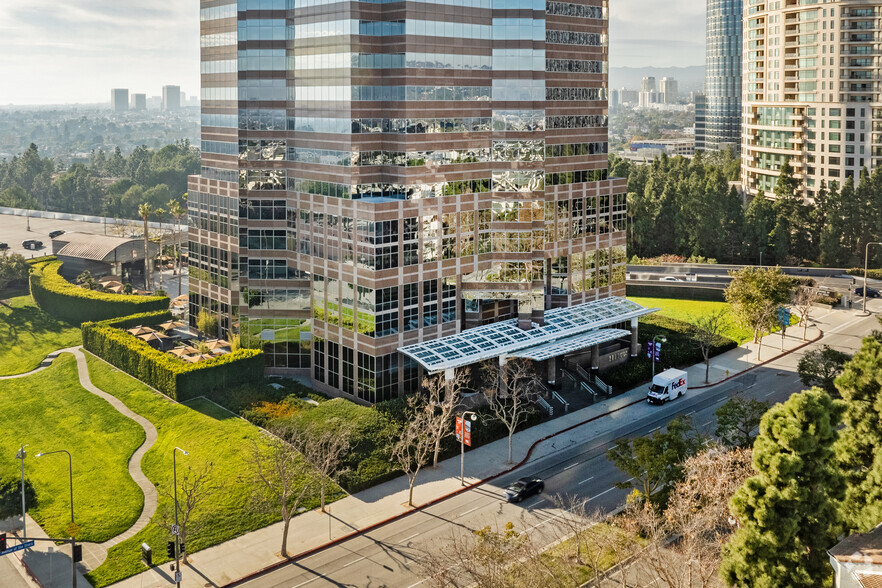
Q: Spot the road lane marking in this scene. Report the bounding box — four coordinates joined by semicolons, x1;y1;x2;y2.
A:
702;420;714;428
685;411;695;416
343;556;366;568
765;390;777;398
525;498;547;508
586;487;617;502
577;476;595;485
292;577;320;588
649;426;660;433
459;506;479;517
401;533;420;542
562;462;580;471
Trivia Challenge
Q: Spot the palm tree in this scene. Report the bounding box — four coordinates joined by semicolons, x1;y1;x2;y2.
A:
168;197;187;297
155;207;166;291
138;203;154;290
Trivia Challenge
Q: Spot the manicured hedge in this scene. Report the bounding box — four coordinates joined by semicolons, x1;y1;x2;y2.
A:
848;268;882;280
82;315;264;402
30;260;169;324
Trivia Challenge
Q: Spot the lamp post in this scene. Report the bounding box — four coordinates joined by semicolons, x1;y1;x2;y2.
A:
862;242;882;316
14;444;27;539
36;450;75;588
173;447;189;588
650;335;667;378
459;412;477;486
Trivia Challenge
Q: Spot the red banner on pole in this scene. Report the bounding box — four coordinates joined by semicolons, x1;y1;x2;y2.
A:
455;416;463;442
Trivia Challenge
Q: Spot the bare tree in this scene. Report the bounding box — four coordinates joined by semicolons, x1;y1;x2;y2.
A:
297;425;351;513
390;395;436;507
692;309;729;384
619;446;754;588
423;370;470;468
483;359;540;464
748;300;778;360
245;427;315;557
792;285;819;341
157;463;219;564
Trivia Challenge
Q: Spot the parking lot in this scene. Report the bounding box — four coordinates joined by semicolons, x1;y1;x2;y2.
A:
0;214;144;258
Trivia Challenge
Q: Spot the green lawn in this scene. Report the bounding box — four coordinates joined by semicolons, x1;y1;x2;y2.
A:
83;353;341;587
0;294;82;376
0;354;145;542
628;296;757;344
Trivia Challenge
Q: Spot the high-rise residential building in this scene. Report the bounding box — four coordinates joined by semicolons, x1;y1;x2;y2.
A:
130;93;147;111
741;1;882;199
619;88;639;104
640;76;657;93
162;85;181;111
659;77;678;104
695;93;708;151
705;0;742;152
111;88;129;112
190;0;644;404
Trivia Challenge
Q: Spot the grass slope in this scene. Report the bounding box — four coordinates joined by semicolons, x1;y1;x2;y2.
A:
83;353;341;587
0;354;144;542
628;296;755;343
0;294;81;376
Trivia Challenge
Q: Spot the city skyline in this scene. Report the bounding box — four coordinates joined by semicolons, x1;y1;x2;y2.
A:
0;0;704;105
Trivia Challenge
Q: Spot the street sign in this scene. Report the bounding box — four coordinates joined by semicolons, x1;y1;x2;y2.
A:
777;307;791;328
646;341;655;359
1;541;34;556
455;416;463;443
171;524;179;536
464;419;472;447
175;571;182;583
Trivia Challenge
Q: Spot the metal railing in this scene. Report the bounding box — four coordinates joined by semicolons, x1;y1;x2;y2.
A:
537;396;554;416
592;375;613;396
551;389;570;413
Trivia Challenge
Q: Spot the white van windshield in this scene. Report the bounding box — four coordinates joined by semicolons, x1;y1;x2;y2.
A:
649;384;666;393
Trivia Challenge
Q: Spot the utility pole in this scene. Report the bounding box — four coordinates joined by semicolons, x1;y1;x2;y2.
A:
15;445;27;539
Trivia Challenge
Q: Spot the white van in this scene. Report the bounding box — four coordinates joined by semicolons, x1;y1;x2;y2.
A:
647;368;688;405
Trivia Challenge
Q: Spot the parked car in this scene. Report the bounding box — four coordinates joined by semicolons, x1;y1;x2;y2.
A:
48;230;65;239
505;476;544;503
854;286;881;298
21;239;43;250
660;276;683;282
0;243;8;251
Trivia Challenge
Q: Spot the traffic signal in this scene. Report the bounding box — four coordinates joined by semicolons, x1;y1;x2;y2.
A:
0;533;6;551
166;541;175;559
73;544;83;563
179;543;185;554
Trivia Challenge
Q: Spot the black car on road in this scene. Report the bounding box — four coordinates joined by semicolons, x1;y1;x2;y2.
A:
505;477;544;503
49;230;65;239
21;239;43;250
854;286;881;298
0;243;8;251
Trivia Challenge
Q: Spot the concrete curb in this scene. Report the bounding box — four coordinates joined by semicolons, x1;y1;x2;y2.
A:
223;324;825;587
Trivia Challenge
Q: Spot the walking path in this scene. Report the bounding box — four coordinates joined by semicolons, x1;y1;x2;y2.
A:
0;347;159;582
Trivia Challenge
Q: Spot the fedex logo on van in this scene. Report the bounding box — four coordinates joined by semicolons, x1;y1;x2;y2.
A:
671;378;686;390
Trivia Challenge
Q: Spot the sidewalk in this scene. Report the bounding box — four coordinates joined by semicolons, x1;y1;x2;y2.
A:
0;514;91;588
27;308;840;588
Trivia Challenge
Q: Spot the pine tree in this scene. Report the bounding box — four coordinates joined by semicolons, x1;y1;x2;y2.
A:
743;191;776;265
720;390;844;588
835;336;882;532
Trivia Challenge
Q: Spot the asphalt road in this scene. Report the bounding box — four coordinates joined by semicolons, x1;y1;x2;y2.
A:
236;304;879;588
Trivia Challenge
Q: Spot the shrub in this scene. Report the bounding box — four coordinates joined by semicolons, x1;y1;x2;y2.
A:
82;314;263;401
30;260;168;324
847;268;882;280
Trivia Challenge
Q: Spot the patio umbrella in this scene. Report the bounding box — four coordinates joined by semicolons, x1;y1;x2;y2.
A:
138;332;170;343
100;280;124;288
107;285;126;293
204;339;231;351
168;348;191;357
158;321;185;332
127;326;156;336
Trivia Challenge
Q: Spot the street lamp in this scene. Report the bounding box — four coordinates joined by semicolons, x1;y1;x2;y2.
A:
650;335;667;378
36;449;75;588
459;412;478;487
173;447;189;588
862;242;882;316
14;444;27;539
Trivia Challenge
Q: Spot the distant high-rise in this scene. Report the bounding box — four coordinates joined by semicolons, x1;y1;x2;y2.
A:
741;1;882;199
659;78;678;104
704;0;742;152
640;77;657;93
162;85;181;111
130;93;147;111
111;89;129;112
694;93;708;152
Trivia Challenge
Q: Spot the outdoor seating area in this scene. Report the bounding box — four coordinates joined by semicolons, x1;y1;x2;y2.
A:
122;322;233;362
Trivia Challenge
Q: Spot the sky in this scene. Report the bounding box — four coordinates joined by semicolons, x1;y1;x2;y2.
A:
0;0;705;106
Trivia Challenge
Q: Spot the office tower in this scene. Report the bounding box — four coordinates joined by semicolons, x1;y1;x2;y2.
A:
741;1;882;199
640;76;657;93
191;0;631;403
659;77;678;104
619;88;638;104
610;88;620;113
111;89;129;112
162;85;181;111
705;0;742;152
638;90;660;108
130;93;147;111
695;93;708;151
